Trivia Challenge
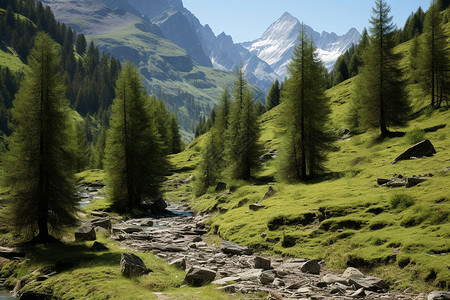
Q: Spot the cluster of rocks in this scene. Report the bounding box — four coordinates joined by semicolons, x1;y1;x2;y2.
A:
377;173;431;188
110;202;442;300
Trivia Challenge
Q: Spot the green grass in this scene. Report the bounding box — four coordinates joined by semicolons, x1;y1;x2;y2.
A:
0;48;27;73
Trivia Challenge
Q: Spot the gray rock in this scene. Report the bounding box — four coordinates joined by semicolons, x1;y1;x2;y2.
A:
120;253;151;277
254;256;271;270
91;211;109;218
0;246;24;259
300;259;320;275
112;226;143;234
168;257;186;270
273;278;285;287
237;269;262;281
91;241;109;252
221;241;253;255
428;291;450;300
347;274;388;291
212;276;241;285
322;274;348;285
342;267;364;279
249;203;267;211
91;218;111;229
391;139;437;164
185;266;216;286
350;288;366;298
75;223;96;242
139;219;154;227
259;270;276;285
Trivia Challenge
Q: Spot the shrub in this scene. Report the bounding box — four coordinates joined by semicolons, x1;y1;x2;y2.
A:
390;194;415;209
405;128;425;144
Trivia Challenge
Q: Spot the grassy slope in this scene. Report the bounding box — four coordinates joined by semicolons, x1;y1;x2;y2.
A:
175;24;450;291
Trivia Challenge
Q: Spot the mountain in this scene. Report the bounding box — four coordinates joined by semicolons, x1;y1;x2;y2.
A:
241;12;361;77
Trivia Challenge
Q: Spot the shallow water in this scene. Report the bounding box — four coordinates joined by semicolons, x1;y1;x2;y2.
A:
0;288;15;299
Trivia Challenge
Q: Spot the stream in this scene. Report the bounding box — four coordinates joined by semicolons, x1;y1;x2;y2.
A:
0;288;14;300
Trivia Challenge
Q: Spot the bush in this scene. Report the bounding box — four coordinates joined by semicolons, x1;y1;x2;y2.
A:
405;128;425;145
390;194;415;209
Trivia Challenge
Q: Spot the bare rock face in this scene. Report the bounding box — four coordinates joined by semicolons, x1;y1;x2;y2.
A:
75;223;96;242
120;253;151;277
391;139;436;164
184;266;216;286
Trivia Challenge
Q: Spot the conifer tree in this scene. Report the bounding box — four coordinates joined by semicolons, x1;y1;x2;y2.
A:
195;130;221;196
278;26;333;182
227;67;261;180
354;0;409;136
169;112;183;154
265;79;280;111
2;32;77;241
418;0;450;108
104;62;167;213
214;87;231;134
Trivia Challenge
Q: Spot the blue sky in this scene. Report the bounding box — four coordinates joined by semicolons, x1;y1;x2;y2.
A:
182;0;432;42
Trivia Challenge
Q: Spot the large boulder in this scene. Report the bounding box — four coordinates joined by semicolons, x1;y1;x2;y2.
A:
428;291;450;300
221;241;253;256
391;139;437;164
90;218;111;229
75;224;96;242
184;266;216;286
0;246;25;259
300;259;320;275
120;253;151;277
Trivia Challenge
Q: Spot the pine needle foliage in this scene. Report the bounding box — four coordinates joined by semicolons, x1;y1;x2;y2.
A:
278;25;334;182
104;62;167;213
2;32;77;241
354;0;410;136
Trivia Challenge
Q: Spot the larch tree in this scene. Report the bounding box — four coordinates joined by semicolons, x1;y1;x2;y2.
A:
278;25;333;182
2;32;77;241
226;67;261;180
355;0;410;137
265;79;280;111
104;62;167;213
418;0;450;108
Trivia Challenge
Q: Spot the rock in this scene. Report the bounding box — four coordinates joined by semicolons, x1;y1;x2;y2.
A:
342;267;364;279
443;167;450;172
300;259;320;275
91;218;111;229
120;253;151;277
263;186;276;199
391;139;437;164
428;291;450;300
259;270;276;285
91;211;109;218
184;266;216;286
273;278;285;287
350;288;366;298
19;291;52;300
347;274;388;291
75;223;96;242
91;241;109;252
221;241;253;256
140;219;154;227
254;256;271;270
215;182;227;192
168;257;186;270
0;246;25;259
249;203;266;211
112;226;143;234
212;276;241;285
322;274;348;285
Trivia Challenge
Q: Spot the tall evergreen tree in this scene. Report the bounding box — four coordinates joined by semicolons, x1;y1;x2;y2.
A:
195;130;221;196
226;67;261;180
418;0;450;108
104;62;167;213
265;79;280;111
2;32;77;241
214;87;231;134
278;25;333;182
169;112;183;154
354;0;409;136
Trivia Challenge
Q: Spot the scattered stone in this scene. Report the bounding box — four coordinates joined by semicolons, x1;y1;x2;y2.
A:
342;267;364;279
254;256;271;270
428;291;450;300
112;226;143;234
212;276;241;285
91;218;111;229
391;139;437;164
249;203;266;211
0;246;25;259
221;241;253;255
263;186;276;199
215;182;227;192
237;269;262;281
259;270;276;285
139;219;154;227
322;274;348;285
75;223;96;242
273;278;285;287
184;266;216;286
443;167;450;172
120;253;151;277
378;174;429;188
168;257;186;270
300;259;320;275
347;274;388;291
91;241;109;252
91;211;109;218
350;288;366;298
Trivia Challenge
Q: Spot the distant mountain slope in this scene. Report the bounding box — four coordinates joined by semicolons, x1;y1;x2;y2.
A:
241;12;361;77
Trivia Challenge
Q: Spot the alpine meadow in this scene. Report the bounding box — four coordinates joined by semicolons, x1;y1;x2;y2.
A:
0;0;449;299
